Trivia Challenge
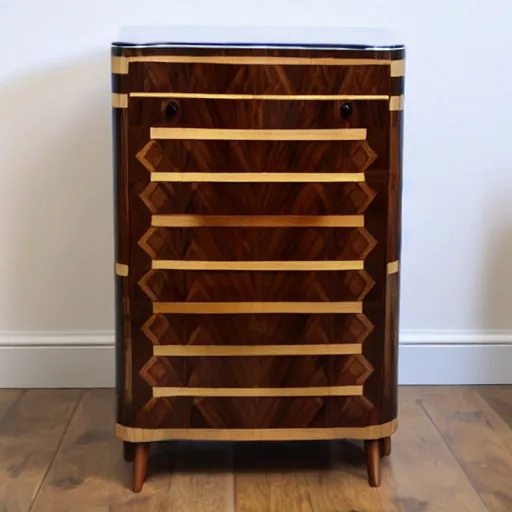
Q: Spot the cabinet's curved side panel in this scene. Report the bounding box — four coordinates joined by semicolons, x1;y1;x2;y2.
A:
382;56;404;424
112;48;133;426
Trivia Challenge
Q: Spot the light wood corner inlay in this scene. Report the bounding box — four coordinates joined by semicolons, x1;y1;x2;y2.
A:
115;262;129;277
112;56;129;74
389;95;404;111
112;93;128;108
390;59;405;77
387;261;399;275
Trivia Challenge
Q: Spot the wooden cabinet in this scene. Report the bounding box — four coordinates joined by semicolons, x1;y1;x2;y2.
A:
112;25;404;492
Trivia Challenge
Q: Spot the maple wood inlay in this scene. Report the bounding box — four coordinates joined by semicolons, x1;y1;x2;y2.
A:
150;172;366;183
111;93;128;108
152;301;363;315
129;55;394;66
111;55;128;74
116;420;398;442
387;261;399;274
130;92;390;100
150;127;367;141
153;344;363;356
151;214;365;228
151;260;364;271
390;59;405;77
389;95;404;111
115;263;129;277
152;386;363;398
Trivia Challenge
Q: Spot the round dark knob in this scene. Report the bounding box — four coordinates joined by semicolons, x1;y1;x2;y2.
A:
340;102;354;120
164;100;179;119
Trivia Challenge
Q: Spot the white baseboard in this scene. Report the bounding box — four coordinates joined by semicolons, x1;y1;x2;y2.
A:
0;331;511;387
0;332;115;388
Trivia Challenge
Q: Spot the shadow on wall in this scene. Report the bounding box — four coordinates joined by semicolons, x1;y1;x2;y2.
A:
0;53;115;334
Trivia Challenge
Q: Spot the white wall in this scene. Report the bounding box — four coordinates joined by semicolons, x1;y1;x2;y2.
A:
1;0;512;385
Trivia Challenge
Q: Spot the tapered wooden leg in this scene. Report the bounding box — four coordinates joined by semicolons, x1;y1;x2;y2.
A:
123;441;135;462
364;440;381;487
132;443;150;493
380;437;391;457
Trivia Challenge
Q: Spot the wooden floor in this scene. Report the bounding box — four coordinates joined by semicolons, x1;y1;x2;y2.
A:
0;387;511;511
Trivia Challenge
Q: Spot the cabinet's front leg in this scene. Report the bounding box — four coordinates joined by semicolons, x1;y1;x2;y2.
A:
133;443;150;493
364;440;381;487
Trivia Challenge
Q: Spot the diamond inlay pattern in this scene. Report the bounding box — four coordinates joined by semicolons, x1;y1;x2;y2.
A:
138;269;375;302
136;138;378;175
139;354;373;389
141;313;374;347
138;226;377;262
138;181;377;216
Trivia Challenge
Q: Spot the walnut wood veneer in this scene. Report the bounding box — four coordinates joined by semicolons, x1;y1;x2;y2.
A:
112;26;404;492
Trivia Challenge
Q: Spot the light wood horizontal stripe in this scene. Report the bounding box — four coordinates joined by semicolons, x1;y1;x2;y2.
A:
389;95;404;111
111;56;129;74
150;172;365;183
130;92;389;101
387;260;399;274
117;419;398;442
111;93;128;108
129;55;392;66
390;59;405;77
153;344;362;357
152;214;364;228
150;127;367;141
152;385;362;398
153;302;363;314
151;260;364;271
115;263;129;277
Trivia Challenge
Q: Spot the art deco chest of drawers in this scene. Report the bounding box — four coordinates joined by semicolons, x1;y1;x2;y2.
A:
112;26;404;492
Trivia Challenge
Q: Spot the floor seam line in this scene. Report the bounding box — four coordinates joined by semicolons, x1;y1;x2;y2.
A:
415;398;491;512
27;390;86;512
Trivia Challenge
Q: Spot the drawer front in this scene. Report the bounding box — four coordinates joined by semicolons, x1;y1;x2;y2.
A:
134;138;388;175
138;269;379;302
136;182;377;215
130;61;391;95
137;397;378;429
136;226;381;262
141;313;373;347
129;98;389;130
142;355;371;389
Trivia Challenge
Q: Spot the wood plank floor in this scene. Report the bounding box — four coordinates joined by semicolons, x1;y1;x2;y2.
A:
0;386;510;511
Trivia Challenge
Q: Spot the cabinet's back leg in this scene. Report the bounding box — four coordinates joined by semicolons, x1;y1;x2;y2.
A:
123;441;135;462
380;436;392;457
133;443;150;493
364;440;381;487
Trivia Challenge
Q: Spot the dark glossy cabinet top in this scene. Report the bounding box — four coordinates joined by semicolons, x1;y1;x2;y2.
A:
113;25;404;50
